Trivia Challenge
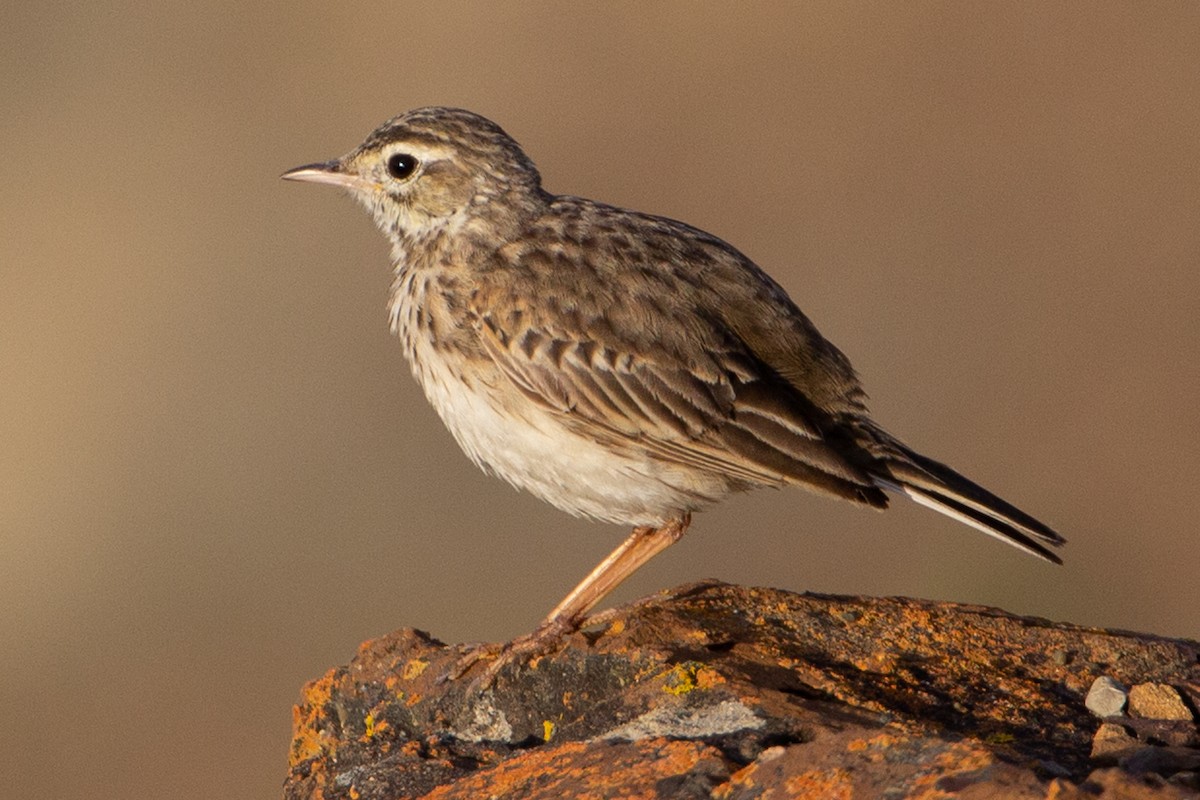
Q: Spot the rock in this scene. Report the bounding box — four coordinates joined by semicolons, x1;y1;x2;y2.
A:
1122;746;1200;777
1087;676;1129;718
601;698;765;741
1068;769;1200;799
1170;771;1200;792
1130;683;1195;721
283;583;1200;799
1051;648;1074;667
1092;722;1138;761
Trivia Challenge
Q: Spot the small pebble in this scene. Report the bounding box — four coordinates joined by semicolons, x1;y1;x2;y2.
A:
1128;683;1194;721
1049;648;1072;666
1090;722;1136;759
1085;676;1128;718
756;745;786;763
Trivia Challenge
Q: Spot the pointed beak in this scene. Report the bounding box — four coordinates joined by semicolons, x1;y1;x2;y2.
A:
281;160;374;191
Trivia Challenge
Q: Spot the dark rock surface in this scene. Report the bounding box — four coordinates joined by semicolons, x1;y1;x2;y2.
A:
283;582;1200;799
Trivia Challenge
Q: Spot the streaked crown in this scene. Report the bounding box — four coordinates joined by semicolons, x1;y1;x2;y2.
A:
284;107;545;242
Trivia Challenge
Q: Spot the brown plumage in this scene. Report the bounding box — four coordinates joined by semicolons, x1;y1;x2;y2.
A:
283;107;1064;684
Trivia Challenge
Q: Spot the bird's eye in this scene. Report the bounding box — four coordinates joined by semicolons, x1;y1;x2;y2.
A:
386;153;418;180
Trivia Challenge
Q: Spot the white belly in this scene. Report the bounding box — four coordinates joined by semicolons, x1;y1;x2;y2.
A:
406;335;732;526
388;263;737;525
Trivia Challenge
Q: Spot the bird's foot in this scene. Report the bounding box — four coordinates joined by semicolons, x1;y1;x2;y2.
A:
442;580;728;690
443;615;579;690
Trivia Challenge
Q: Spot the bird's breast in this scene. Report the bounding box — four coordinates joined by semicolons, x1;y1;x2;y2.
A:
386;269;737;525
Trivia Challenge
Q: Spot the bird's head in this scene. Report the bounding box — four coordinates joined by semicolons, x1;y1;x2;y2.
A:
283;107;544;247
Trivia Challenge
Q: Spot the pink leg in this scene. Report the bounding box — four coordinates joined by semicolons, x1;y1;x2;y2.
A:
451;514;692;686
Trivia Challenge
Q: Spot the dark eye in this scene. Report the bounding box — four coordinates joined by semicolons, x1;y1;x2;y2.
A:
386;153;418;180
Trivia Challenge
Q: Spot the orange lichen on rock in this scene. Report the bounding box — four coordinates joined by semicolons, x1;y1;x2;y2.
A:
783;768;854;800
282;584;1200;800
905;739;1000;796
660;660;725;696
290;670;337;766
419;739;725;800
360;710;391;742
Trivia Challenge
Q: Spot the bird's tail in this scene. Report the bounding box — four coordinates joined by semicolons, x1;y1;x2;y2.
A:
868;435;1066;564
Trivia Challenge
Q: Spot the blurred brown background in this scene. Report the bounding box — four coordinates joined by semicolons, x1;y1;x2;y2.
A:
2;2;1197;797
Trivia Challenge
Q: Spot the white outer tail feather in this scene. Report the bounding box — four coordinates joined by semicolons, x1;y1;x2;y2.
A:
873;477;1062;563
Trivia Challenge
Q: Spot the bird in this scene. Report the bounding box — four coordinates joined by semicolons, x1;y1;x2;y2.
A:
282;106;1064;683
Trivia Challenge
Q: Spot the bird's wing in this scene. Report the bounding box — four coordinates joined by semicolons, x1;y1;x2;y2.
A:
469;214;888;507
470;197;1062;560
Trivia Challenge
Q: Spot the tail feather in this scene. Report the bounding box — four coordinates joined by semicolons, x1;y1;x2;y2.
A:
872;442;1066;564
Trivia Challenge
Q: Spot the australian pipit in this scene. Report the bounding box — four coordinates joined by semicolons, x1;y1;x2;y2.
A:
283;107;1064;683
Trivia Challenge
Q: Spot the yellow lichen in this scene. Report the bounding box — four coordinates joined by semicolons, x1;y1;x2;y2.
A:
361;712;390;741
401;658;429;680
663;662;701;695
661;661;724;695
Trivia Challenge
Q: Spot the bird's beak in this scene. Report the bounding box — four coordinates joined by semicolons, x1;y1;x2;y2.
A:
281;160;373;191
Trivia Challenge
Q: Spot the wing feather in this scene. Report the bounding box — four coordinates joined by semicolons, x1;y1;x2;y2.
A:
475;313;887;507
461;195;1060;560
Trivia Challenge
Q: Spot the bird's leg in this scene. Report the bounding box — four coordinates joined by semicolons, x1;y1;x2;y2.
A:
449;513;691;686
543;513;693;629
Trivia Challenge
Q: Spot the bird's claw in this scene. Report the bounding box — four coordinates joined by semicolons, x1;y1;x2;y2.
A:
441;616;579;690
